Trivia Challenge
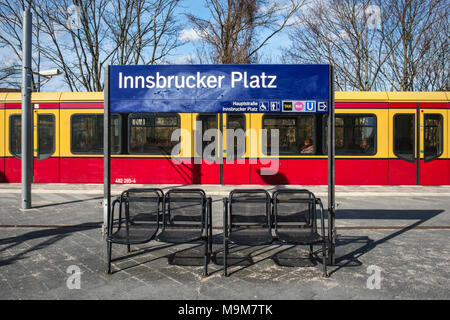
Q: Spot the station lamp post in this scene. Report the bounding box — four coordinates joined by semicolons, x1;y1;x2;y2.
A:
21;5;32;210
21;4;61;210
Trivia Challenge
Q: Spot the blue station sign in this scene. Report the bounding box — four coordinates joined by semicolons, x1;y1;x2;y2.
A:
109;64;331;113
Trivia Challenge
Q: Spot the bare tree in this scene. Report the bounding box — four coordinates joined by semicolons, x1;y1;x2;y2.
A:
382;0;449;91
414;16;449;91
286;0;395;91
105;0;180;65
186;0;304;64
0;0;44;90
34;0;118;92
287;0;448;91
27;0;181;92
0;61;21;87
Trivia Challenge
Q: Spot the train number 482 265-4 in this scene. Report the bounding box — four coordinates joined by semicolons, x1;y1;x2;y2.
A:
115;178;137;184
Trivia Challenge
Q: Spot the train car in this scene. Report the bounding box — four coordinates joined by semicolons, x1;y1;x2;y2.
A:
334;91;448;185
386;92;449;185
0;91;448;185
0;92;5;182
3;92;61;183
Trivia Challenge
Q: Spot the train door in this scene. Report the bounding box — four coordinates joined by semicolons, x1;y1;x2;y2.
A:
0;97;5;182
389;105;448;185
5;107;22;182
389;109;417;185
222;113;251;184
193;113;220;184
33;104;60;183
420;107;447;185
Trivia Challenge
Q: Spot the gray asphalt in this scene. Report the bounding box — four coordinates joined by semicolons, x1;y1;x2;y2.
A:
0;184;449;300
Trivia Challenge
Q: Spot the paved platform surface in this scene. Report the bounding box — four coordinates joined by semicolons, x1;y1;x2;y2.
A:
0;184;449;300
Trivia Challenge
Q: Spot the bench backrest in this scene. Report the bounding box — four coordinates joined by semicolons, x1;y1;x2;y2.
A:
273;189;317;231
121;188;163;226
229;189;271;228
163;189;206;229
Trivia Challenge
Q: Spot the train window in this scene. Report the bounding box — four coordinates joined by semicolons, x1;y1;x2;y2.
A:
196;114;218;158
111;115;121;153
393;114;415;162
71;114;121;154
9;115;21;157
226;114;246;160
334;114;377;155
424;114;443;162
128;113;180;155
262;115;315;155
37;114;55;160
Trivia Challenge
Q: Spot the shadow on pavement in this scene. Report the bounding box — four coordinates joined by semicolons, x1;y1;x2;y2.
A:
205;209;445;277
333;209;444;220
31;196;104;209
0;223;101;267
328;209;444;275
1;208;444;277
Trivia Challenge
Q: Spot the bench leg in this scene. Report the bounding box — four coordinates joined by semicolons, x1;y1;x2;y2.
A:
127;244;131;253
209;201;213;255
322;242;329;278
223;238;228;277
309;244;313;256
223;204;228;277
106;241;112;274
209;225;213;256
203;238;209;277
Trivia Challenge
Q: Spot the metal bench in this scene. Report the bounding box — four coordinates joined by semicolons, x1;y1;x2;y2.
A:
156;189;212;277
222;189;273;277
106;188;163;274
273;189;328;277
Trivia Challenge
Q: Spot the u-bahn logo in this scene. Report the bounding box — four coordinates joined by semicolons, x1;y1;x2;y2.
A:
306;101;316;112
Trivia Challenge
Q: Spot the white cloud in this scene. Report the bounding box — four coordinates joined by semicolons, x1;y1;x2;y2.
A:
178;28;203;42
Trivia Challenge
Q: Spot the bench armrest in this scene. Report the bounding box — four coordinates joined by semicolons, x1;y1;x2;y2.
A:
108;198;121;235
223;198;229;238
316;198;327;243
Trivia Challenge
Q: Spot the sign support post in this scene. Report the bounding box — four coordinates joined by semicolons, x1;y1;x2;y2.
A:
219;113;224;184
328;65;336;265
103;66;111;235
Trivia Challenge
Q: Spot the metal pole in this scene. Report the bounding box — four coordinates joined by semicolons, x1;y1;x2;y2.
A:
219;113;224;184
21;6;33;210
103;66;111;234
416;103;420;185
328;65;336;265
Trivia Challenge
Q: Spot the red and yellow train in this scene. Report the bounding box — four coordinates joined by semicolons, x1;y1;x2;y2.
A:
0;91;449;185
